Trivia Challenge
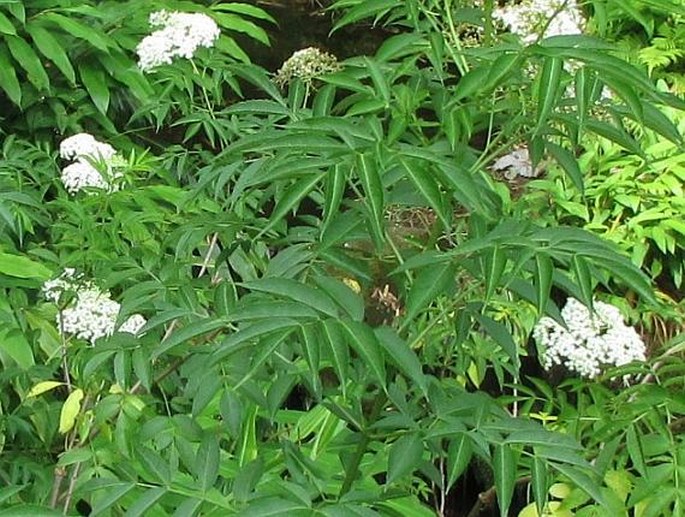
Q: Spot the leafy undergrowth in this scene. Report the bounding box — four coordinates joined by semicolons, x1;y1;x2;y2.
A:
0;1;684;516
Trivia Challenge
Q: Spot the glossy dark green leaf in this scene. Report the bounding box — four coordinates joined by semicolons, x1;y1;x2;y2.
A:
474;313;520;371
300;323;322;396
212;3;277;24
585;119;643;156
534;253;554;316
485;52;521;92
447;433;472;489
364;57;390;104
195;433;220;491
375;327;428;398
403;262;454;324
321;320;349;395
398;157;450;229
213;319;298;363
545;141;583;193
375;32;426;62
153;318;226;359
534;56;562;136
257;173;324;237
572;255;593;311
483;245;507;302
233;458;264;503
601;72;644;122
340;320;386;389
387;433;423;485
213;13;270;45
6;35;50;92
356;153;385;249
243;278;339;318
493;444;516;517
41;13;111;51
79;64;109;114
125;486;167;517
331;0;398;32
0;12;16;35
531;456;548;515
0;47;21;105
137;445;171;485
626;425;647;477
550;462;609;508
26;23;75;84
230;63;285;103
322;165;346;234
313;276;364;322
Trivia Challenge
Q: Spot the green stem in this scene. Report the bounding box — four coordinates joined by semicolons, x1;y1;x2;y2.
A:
191;59;215;120
338;391;387;497
483;0;494;47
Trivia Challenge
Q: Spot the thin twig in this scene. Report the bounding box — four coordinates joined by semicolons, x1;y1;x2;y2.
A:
49;467;66;509
466;475;531;517
198;232;219;278
63;462;82;513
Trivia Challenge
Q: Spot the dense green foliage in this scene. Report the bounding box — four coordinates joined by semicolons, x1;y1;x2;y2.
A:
1;1;685;515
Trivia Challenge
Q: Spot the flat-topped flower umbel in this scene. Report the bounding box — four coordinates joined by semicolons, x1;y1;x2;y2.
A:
58;133;123;194
43;269;146;345
533;297;646;378
136;10;220;72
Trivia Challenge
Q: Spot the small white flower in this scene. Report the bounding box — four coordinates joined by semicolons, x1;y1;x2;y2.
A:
59;133;123;194
45;270;147;345
137;10;221;72
533;298;646;378
274;47;341;87
61;288;121;344
60;133;117;161
42;268;88;303
60;160;110;193
119;314;147;335
494;0;585;44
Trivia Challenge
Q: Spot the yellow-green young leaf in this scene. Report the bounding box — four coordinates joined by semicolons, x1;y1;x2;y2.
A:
0;252;52;280
605;469;631;502
0;328;34;369
27;381;64;398
59;389;84;434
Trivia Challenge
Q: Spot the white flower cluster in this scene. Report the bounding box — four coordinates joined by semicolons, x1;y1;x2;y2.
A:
136;10;221;72
274;47;342;87
43;269;147;345
494;0;585;44
533;298;646;378
59;133;123;194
